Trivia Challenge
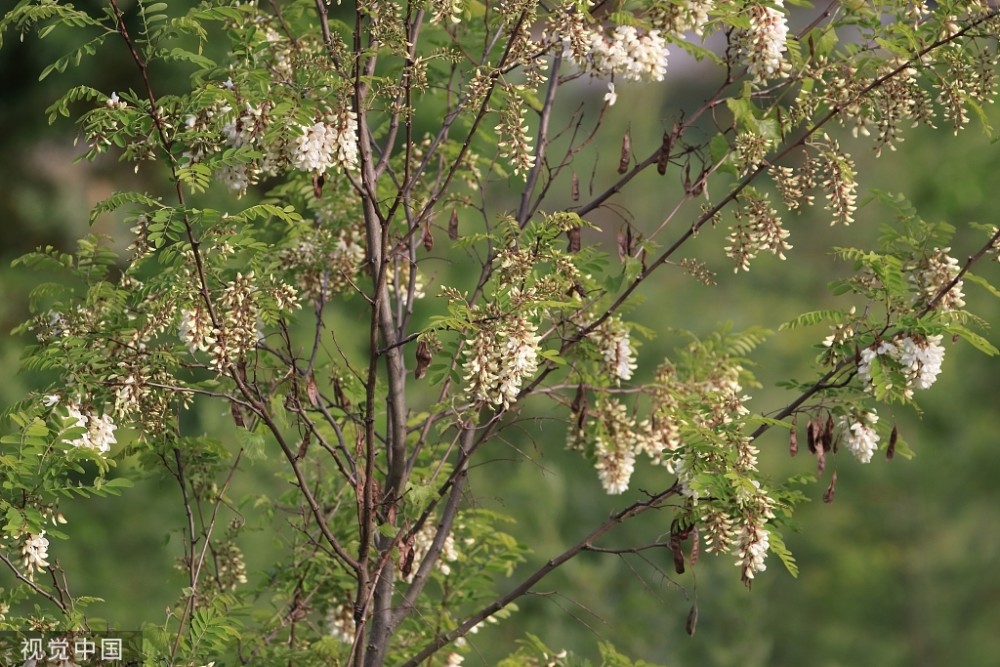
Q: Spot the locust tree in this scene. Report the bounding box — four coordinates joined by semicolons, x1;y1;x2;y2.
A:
1;1;999;666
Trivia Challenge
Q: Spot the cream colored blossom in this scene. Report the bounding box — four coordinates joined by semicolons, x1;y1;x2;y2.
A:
22;532;50;579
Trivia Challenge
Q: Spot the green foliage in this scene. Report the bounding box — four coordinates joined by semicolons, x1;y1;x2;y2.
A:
2;1;1000;666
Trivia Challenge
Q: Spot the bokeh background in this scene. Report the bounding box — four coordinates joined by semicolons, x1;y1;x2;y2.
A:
2;3;1000;666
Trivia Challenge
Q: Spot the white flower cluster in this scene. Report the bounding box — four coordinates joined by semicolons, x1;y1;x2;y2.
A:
326;604;355;644
591;318;637;382
179;305;216;354
21;532;50;579
653;0;716;37
839;410;881;463
291;110;359;174
595;435;636;495
105;92;127;110
857;334;946;398
463;313;540;409
725;194;791;272
593;400;638;495
741;0;789;82
401;521;460;583
495;101;535;177
212;272;261;371
911;248;965;311
735;524;770;581
583;25;669;82
430;0;462;24
62;403;117;455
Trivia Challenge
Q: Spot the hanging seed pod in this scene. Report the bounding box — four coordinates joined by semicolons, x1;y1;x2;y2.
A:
399;532;416;579
822;414;835;452
334;376;350;409
887;424;898;461
686;603;699;636
448;209;459;240
617;224;634;261
567;225;581;253
657;130;671;175
571;172;580;201
313;173;325;199
415;339;433;379
789;418;799;457
307;374;320;407
296;431;311;460
230;402;246;429
421;217;434;252
618;132;631;174
817;446;826;475
823;469;837;503
806;419;818;454
670;534;685;574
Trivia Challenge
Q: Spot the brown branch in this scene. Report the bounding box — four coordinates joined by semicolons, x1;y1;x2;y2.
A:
0;552;68;613
400;484;680;667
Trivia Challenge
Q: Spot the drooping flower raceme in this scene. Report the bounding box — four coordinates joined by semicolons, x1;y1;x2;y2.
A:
896;335;945;390
592;399;638;495
910;248;965;311
591;318;637;382
575;25;669;82
292;110;359;174
735;524;770;581
857;334;946;397
179;305;216;354
62;404;117;455
463;312;540;409
839;410;881;463
741;0;789;82
327;605;355;644
653;0;716;37
22;532;50;579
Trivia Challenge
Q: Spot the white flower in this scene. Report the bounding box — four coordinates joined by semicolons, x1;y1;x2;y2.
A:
591;319;637;382
326;605;355;644
497;316;541;407
911;248;965;311
62;404;117;455
742;1;789;82
857;339;898;390
840;410;880;463
857;335;946;395
594;434;636;495
179;307;216;353
578;25;669;82
430;0;463;24
22;532;50;578
444;653;464;667
42;394;60;408
291;111;359;173
896;335;945;390
463;313;540;409
106;92;127;110
736;525;769;581
293;122;338;173
604;82;618;106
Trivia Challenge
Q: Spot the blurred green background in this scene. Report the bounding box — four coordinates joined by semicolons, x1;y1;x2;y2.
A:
2;3;1000;666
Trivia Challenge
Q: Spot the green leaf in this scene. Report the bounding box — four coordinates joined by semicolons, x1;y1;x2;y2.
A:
964;272;1000;300
779;309;844;331
768;529;798;578
945;325;999;356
